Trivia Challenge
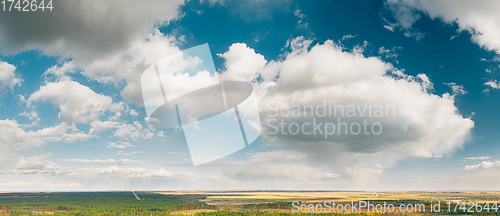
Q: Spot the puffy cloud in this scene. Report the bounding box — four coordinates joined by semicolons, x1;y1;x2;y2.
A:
89;121;155;141
10;155;72;176
40;28;223;118
58;158;142;165
258;38;392;92
0;120;88;148
113;121;154;140
384;0;500;54
218;38;473;183
0;61;22;90
89;120;119;135
218;43;267;82
16;155;47;170
28;77;115;124
1;158;197;190
417;73;432;91
0;0;186;60
129;41;220;114
445;160;500;189
0;119;45;148
107;141;134;149
44;30;180;83
0;143;16;169
64;132;93;143
44;61;77;77
485;80;500;89
464;160;500;171
7;157;181;178
2;79;107;149
6;2;191;115
18;111;40;121
42;29;185;107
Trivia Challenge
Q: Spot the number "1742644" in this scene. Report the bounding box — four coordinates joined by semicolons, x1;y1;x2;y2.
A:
1;0;53;12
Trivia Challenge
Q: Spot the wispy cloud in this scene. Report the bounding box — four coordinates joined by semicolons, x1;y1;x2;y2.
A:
463;156;491;160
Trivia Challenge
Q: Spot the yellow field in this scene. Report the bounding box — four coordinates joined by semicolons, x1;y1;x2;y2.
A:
170;209;217;215
158;191;500;210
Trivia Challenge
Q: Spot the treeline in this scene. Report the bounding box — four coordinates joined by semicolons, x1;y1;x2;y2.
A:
0;192;215;216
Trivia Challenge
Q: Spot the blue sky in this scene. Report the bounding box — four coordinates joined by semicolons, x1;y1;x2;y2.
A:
0;0;500;191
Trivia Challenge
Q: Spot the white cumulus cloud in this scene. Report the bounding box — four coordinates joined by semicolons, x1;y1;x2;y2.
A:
384;0;500;54
28;77;116;124
218;38;474;183
0;61;22;91
0;0;186;61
